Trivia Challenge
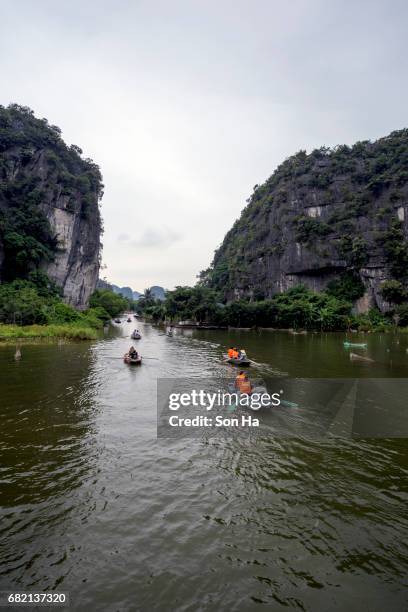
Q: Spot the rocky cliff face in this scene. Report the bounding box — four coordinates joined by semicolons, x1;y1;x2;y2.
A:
205;130;408;312
0;104;103;308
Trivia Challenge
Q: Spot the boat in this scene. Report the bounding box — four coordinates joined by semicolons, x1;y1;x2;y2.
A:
114;318;122;324
124;353;142;365
131;331;142;340
166;330;173;337
127;318;132;323
344;341;367;348
223;354;251;366
350;352;374;363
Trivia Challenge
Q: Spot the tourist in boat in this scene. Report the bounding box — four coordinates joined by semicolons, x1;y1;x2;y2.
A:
232;348;239;359
238;349;247;361
235;371;252;394
228;347;235;358
128;346;138;359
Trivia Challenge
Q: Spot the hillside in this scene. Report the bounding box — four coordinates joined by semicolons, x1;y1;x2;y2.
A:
203;130;408;312
0;104;103;308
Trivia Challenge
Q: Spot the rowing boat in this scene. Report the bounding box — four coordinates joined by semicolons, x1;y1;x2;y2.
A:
223;354;251;366
124;353;142;365
131;331;142;339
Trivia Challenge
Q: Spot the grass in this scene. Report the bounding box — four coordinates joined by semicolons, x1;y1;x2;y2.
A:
0;323;98;341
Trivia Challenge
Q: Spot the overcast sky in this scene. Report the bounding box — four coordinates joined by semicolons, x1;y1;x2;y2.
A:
1;0;407;291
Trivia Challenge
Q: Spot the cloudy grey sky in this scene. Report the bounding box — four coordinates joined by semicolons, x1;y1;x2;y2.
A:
1;0;407;291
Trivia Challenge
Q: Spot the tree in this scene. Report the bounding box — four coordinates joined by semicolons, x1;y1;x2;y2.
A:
380;280;407;304
89;289;129;317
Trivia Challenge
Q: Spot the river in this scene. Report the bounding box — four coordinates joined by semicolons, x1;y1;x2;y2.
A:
1;321;407;611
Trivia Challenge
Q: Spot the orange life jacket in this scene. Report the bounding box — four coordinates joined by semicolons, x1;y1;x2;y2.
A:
228;349;234;358
232;350;239;359
236;378;252;394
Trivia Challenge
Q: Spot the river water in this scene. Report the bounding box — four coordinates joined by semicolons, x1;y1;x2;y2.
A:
0;321;407;611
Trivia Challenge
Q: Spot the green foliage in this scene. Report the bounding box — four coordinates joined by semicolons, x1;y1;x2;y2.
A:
147;284;352;331
326;272;365;302
0;279;48;325
380;280;407;304
0;103;104;281
0;179;58;279
0;323;98;341
376;221;408;279
395;304;408;326
0;278;110;332
89;289;129;317
206;128;408;298
294;216;331;244
350;308;392;332
337;236;369;268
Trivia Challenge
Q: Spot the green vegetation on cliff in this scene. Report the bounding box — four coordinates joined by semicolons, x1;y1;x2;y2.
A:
0;104;103;282
201;129;408;314
0;104;107;337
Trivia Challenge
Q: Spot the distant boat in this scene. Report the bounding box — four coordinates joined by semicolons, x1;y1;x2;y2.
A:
131;331;142;340
114;318;121;324
344;341;367;348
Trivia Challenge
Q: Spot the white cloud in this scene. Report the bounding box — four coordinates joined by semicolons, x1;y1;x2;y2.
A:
131;227;182;249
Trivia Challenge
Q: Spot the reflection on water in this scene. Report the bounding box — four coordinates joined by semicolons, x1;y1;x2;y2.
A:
0;323;407;610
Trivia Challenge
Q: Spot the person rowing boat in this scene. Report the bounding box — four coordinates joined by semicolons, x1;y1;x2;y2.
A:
225;347;251;366
124;346;142;365
235;371;253;394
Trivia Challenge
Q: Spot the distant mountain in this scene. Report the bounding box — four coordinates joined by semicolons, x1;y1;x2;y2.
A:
97;279;113;291
115;286;133;300
97;280;141;301
97;280;165;302
150;286;166;301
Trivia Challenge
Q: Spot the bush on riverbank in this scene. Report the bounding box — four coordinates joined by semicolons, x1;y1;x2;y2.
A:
89;289;130;317
0;278;118;339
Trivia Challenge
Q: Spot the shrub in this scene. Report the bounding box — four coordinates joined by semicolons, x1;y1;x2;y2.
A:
326;272;365;302
380;280;407;304
89;289;129;317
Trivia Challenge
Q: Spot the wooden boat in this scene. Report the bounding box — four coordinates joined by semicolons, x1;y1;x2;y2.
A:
223;354;251;366
124;353;142;365
131;331;142;339
350;352;374;363
127;318;132;323
344;341;367;348
114;318;122;324
166;330;173;337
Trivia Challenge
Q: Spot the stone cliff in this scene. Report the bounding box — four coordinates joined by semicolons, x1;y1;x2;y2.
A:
204;130;408;312
0;104;103;308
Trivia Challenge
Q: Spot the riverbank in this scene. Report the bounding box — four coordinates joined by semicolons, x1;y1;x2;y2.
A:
0;323;99;341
